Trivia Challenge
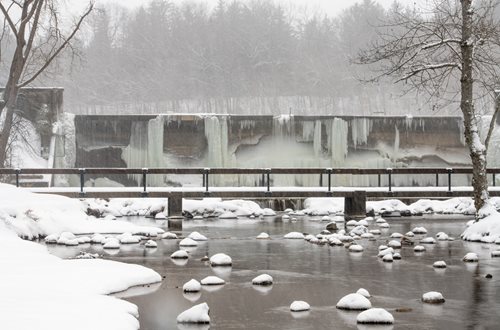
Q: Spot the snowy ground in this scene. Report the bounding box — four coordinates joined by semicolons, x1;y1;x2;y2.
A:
0;184;164;329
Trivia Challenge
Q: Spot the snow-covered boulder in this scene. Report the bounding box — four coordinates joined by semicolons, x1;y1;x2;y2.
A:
252;274;273;286
358;219;369;226
210;253;232;266
76;236;91;244
491;250;500;257
118;233;141;244
388;240;401;249
356;288;370;298
329;238;343;246
90;233;105;244
433;261;447;268
422;291;445;304
102;238;120;249
201;276;225;285
349;244;364;252
321;215;331;221
370;229;381;235
393;252;402;260
290;301;310;312
378;223;390;228
177;302;210;324
346;220;358;226
414;245;426;252
188;231;208;241
256;232;270;239
183;279;201;292
378;248;394;257
421;237;436;244
382;254;393;263
171;250;189;259
350;225;368;236
357;308;394;324
145;240;157;248
375;218;386;224
161;232;178;239
405;231;415;237
436;232;449;241
284;232;305;239
412;227;427;234
360;233;375;239
44;234;58;244
154;213;166;220
463;252;478;262
336;293;372;310
390;232;403;238
179;238;198;247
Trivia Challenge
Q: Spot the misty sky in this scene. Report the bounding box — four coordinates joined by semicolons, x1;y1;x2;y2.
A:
68;0;421;17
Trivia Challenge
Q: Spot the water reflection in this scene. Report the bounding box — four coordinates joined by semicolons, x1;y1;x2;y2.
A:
183;291;202;302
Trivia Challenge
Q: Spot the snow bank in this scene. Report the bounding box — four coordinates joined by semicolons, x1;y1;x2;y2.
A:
177;303;210;324
256;232;270;239
357;308;394;324
0;223;161;330
462;206;500;243
302;198;344;215
184;198;270;217
83;198;167;218
0;185;163;239
336;293;372;310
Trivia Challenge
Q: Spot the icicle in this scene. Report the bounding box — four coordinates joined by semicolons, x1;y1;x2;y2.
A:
328;118;348;166
204;116;234;185
393;125;400;159
313;120;322;157
122;120;149;185
301;121;315;142
147;115;166;186
350;118;372;149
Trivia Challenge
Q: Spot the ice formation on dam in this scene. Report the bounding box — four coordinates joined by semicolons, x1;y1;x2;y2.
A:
328;118;348;166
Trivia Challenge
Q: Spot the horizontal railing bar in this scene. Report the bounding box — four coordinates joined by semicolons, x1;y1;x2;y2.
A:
2;167;500;175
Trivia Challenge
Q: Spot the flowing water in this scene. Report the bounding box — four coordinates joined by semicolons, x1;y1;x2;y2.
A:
45;215;500;330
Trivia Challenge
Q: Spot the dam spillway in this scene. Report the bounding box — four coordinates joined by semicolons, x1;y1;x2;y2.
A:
68;114;470;187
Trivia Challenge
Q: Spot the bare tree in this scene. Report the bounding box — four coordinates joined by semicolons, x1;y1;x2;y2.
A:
358;0;500;216
0;0;94;166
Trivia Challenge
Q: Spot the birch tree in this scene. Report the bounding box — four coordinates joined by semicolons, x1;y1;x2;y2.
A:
0;0;94;166
358;0;500;216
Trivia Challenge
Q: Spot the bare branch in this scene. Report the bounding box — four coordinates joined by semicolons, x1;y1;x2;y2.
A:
395;62;461;83
0;2;18;37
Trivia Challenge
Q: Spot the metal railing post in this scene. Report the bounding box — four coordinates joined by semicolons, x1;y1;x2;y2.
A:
15;168;20;187
387;168;393;192
493;173;496;187
79;168;85;197
447;168;453;192
141;168;148;197
326;168;332;196
378;174;381;187
319;173;323;187
435;173;439;187
265;168;271;196
204;168;210;195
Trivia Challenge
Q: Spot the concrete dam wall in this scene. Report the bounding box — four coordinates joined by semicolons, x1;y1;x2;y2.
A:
70;114;470;187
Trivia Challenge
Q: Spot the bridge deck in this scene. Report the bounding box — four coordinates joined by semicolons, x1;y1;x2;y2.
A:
26;186;500;199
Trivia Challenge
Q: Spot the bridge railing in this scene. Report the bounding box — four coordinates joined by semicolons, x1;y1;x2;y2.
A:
1;167;499;196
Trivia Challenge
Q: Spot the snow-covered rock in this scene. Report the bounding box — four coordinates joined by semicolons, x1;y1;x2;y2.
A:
378;245;389;251
154;213;166;220
405;231;415;237
44;234;58;244
256;232;270;239
64;239;79;246
414;245;426;252
177;302;210;324
336;293;372;310
209;253;232;266
252;274;273;286
219;211;237;219
420;237;436;244
390;232;403;238
183;279;201;292
356;288;370;298
77;236;91;244
436;232;450;241
145;240;157;248
382;254;393;263
378;248;394;258
388;240;401;249
103;238;120;249
357;308;394;324
90;233;106;244
200;276;225;285
375;218;387;224
422;291;445;304
161;232;178;239
188;231;208;241
179;238;198;247
378;223;390;228
321;215;331;221
349;244;364;252
171;250;189;259
350;225;368;236
329;238;343;246
433;261;447;268
370;229;381;235
284;232;305;239
358;219;369;226
463;252;479;262
491;250;500;257
346;220;358;226
360;233;375;239
412;227;427;234
290;300;310;312
118;233;141;244
393;252;402;260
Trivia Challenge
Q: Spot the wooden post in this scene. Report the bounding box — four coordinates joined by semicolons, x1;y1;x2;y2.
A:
344;190;366;220
168;192;183;229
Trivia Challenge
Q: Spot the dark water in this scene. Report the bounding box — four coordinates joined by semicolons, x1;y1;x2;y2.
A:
46;215;500;330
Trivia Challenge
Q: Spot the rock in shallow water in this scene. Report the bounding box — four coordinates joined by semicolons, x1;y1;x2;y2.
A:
290;300;310;312
422;291;445;304
336;293;372;310
177;302;210;324
357;308;394;324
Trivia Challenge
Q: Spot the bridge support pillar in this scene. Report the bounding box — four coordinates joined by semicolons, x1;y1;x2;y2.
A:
344;190;366;220
168;193;183;230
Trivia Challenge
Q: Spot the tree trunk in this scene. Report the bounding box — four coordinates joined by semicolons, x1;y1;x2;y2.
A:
460;0;489;215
